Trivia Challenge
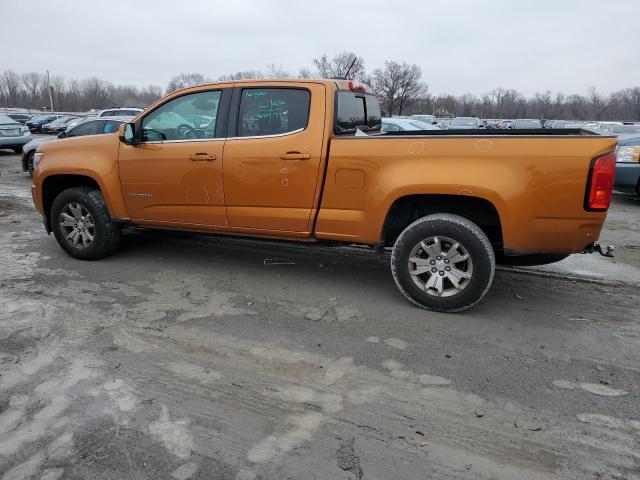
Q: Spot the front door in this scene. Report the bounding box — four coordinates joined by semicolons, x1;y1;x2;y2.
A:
222;83;327;232
118;88;230;227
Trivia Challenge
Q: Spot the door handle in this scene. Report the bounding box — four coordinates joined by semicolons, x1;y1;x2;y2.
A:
279;152;311;160
189;153;216;161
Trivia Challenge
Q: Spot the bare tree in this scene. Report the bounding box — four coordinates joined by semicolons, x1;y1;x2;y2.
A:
372;61;427;115
266;63;290;79
21;72;41;104
532;90;552;118
217;70;263;81
298;67;313;79
2;65;640;122
622;87;640;121
166;73;207;93
311;51;365;80
1;70;22;106
587;86;607;120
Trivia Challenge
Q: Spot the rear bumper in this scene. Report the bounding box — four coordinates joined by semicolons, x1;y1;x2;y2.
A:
0;133;32;148
506;216;607;255
614;163;640;194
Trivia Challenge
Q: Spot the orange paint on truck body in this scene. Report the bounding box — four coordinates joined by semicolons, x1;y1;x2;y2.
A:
32;79;616;255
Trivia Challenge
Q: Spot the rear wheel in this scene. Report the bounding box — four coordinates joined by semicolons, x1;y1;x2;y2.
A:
391;214;495;312
51;187;121;260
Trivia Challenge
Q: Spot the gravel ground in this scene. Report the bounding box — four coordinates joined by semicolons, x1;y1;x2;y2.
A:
1;145;639;480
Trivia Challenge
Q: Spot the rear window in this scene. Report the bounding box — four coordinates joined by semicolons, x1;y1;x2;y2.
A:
335;91;381;133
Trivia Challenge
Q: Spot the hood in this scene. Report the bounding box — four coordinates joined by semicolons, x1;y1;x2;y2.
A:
24;135;58;152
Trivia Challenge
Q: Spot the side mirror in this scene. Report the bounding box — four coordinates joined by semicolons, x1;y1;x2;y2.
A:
57;131;66;139
119;122;136;145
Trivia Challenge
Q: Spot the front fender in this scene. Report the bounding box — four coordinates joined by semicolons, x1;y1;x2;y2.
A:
34;134;129;220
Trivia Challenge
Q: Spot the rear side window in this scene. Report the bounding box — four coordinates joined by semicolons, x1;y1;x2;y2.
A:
335;92;381;133
237;88;310;137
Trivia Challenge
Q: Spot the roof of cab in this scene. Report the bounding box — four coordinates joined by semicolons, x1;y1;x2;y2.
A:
168;78;373;96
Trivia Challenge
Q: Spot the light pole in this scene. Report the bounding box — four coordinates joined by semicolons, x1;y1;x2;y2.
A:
46;70;54;111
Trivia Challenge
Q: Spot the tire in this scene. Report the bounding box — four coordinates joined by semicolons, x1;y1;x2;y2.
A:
25;151;34;176
391;214;495;313
497;253;568;267
50;187;121;260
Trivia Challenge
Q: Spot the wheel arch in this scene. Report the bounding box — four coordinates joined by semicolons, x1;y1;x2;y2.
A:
380;193;504;252
41;174;103;232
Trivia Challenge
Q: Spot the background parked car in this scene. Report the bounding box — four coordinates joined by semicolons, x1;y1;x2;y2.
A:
6;113;33;124
22;116;131;174
614;135;640;195
512;119;544;129
448;117;482;129
612;124;640;135
41;115;80;134
410;114;437;125
381;117;441;132
0;113;32;153
25;114;64;132
98;107;143;117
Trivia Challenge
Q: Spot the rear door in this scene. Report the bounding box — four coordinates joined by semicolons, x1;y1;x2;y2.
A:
222;82;326;232
118;87;230;227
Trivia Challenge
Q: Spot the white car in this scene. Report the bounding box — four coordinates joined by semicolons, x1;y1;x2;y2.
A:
381;117;441;132
98;107;143;117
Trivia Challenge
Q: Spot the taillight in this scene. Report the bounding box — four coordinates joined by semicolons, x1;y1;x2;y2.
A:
585;151;616;211
348;81;367;92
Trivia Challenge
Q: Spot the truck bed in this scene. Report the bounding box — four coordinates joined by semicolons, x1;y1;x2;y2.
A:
377;128;604;137
315;132;618;254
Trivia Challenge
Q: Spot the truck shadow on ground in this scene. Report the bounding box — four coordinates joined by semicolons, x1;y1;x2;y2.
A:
77;226;636;330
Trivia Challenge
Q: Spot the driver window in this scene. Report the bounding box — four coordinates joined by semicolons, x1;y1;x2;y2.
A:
141;90;221;142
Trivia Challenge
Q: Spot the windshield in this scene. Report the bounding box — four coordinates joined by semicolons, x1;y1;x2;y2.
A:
450;118;478;127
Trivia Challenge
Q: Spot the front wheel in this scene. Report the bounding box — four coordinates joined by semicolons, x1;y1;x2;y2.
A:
25;151;35;176
50;187;121;260
391;214;495;312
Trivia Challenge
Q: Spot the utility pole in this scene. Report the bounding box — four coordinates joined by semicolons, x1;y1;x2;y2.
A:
46;70;54;111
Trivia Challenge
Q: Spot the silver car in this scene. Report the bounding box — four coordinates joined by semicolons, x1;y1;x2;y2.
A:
0;113;32;153
381;117;441;132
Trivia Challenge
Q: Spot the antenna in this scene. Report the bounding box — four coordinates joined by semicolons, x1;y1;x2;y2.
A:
342;56;358;80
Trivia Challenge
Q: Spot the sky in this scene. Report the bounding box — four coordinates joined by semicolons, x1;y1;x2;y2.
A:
2;0;638;97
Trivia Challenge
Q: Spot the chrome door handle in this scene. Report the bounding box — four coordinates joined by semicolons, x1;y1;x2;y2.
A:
189;153;216;161
279;152;311;160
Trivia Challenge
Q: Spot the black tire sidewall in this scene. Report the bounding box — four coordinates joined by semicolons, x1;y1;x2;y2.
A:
26;151;34;175
392;216;494;312
51;188;114;260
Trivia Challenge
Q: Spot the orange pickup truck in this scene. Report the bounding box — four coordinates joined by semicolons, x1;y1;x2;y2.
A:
31;79;617;312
